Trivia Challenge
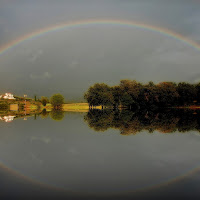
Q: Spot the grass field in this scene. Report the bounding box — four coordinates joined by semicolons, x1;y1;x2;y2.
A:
42;103;102;112
63;103;102;112
6;102;103;112
41;103;89;112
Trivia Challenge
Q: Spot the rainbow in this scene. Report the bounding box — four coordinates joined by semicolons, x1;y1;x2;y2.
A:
0;18;200;193
0;19;200;56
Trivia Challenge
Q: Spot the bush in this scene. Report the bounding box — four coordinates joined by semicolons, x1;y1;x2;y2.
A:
0;102;9;110
41;96;49;106
50;94;65;109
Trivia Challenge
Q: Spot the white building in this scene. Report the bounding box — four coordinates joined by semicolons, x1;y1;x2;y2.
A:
0;93;15;100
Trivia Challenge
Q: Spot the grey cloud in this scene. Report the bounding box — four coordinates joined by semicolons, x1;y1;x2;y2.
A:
0;0;200;100
68;147;80;155
29;49;43;62
189;73;200;84
68;60;79;69
30;72;51;80
30;152;43;165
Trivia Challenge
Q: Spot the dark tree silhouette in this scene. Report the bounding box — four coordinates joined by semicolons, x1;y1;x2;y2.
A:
84;83;113;109
50;94;64;109
84;80;200;109
41;96;49;106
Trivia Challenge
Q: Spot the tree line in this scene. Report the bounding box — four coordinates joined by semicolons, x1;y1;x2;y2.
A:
40;94;64;109
84;80;200;109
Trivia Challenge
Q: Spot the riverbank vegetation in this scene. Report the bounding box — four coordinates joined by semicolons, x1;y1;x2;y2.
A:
50;94;64;109
84;80;200;109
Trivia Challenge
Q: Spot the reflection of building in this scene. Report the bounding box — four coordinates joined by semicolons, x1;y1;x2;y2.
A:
0;93;15;100
10;104;19;111
0;115;15;122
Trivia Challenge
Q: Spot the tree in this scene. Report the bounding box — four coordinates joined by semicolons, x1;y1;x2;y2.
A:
177;82;196;106
84;83;113;108
119;80;142;109
195;83;200;104
84;80;198;109
120;92;134;108
111;86;121;109
156;82;179;106
50;94;65;109
41;96;49;106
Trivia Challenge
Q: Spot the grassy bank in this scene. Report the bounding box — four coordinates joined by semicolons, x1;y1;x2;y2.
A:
42;103;102;112
63;103;89;112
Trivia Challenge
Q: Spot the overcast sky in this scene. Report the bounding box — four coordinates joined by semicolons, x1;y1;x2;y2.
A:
0;0;200;100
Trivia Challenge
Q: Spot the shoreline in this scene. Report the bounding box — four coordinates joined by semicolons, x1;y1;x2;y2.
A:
3;99;200;112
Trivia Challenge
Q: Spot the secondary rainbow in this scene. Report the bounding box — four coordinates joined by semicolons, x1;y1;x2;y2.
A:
0;19;200;56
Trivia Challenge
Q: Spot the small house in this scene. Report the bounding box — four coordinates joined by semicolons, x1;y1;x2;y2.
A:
0;93;15;100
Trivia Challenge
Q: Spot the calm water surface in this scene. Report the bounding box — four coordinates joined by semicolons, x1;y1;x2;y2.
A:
0;111;200;198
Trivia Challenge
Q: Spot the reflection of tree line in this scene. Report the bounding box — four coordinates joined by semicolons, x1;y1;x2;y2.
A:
40;109;65;121
0;109;65;122
84;109;200;134
2;107;200;135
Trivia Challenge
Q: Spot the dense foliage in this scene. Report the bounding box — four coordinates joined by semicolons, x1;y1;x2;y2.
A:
84;80;199;109
0;102;9;110
50;94;64;109
40;96;49;106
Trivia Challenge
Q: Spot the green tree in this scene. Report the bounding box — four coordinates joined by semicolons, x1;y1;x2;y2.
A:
119;80;142;108
50;94;65;109
120;92;134;108
177;82;196;106
41;96;49;106
84;83;113;108
111;86;121;108
156;82;179;106
195;82;200;104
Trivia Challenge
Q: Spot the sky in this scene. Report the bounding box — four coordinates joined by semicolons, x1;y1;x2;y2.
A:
0;0;200;100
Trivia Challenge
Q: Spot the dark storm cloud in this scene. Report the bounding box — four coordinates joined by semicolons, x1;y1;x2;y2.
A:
0;0;200;100
1;0;200;38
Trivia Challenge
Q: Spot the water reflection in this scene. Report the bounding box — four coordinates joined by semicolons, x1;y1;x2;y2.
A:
0;109;65;122
0;107;200;194
84;109;200;134
50;110;65;121
1;108;200;135
0;109;39;122
40;109;49;119
0;115;16;122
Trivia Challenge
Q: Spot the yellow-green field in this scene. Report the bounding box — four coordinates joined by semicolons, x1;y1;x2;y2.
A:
44;103;102;112
9;102;102;112
63;103;101;112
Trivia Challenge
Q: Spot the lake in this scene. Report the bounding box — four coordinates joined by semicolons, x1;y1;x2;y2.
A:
0;109;200;199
